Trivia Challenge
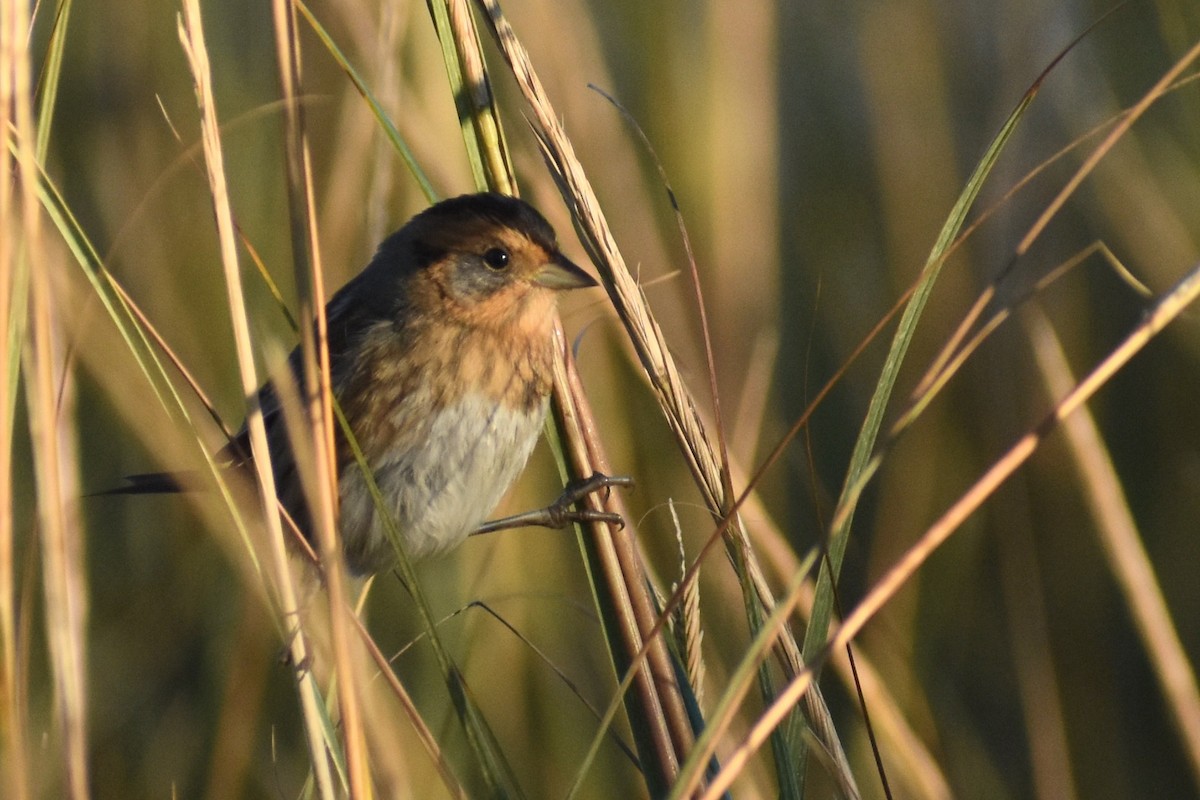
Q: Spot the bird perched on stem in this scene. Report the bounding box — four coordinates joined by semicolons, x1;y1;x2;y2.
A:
117;192;623;574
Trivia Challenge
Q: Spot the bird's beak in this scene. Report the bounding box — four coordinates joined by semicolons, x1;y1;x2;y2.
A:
533;253;598;290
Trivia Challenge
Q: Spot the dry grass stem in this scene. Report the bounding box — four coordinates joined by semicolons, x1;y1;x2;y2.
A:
11;0;89;796
1026;308;1200;788
0;2;28;796
1017;39;1200;255
549;322;686;784
350;613;469;799
268;0;372;793
177;3;337;796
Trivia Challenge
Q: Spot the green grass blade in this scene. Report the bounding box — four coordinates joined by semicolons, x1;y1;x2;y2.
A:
6;0;75;433
34;0;73;159
296;0;438;204
801;76;1039;668
427;0;489;192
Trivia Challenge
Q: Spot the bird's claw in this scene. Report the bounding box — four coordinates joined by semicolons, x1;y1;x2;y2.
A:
472;472;633;535
559;472;634;506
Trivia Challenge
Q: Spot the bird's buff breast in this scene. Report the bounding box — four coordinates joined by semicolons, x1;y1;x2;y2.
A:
337;391;548;573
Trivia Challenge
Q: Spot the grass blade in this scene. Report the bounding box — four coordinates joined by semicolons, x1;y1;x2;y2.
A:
1026;308;1200;789
802;44;1048;666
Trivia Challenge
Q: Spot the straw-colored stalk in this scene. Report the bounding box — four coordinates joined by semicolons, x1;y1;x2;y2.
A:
0;2;27;796
1026;308;1200;787
10;0;91;797
177;3;337;797
268;0;373;795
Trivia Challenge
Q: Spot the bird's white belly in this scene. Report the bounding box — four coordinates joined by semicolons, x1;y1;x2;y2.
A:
338;392;547;572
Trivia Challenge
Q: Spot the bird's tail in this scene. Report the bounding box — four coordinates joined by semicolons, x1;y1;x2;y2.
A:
90;471;202;496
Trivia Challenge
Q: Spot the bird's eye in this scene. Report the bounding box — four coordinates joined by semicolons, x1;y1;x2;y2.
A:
482;247;510;271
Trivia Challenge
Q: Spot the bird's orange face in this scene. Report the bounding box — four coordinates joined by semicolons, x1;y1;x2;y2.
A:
410;218;594;339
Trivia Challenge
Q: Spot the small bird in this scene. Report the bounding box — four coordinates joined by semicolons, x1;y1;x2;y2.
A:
124;193;611;574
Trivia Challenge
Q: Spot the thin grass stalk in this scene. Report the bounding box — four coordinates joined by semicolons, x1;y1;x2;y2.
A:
1025;308;1200;790
349;614;469;800
29;37;97;796
664;545;819;800
444;0;512;192
1016;39;1200;257
697;258;1200;799
176;5;336;797
442;598;640;767
0;3;26;796
897;244;1141;458
15;24;90;800
24;269;90;800
267;0;372;795
33;0;70;158
427;0;488;190
552;325;685;791
13;2;90;796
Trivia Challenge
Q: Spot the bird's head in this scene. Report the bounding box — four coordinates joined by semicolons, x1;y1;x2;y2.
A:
389;193;597;334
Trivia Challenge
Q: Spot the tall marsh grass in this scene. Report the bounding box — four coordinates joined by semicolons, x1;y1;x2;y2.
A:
4;0;1200;798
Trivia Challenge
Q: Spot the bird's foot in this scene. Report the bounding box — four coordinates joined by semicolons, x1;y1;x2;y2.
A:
473;473;633;535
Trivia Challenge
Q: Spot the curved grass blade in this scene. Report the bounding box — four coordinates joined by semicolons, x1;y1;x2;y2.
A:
800;24;1083;667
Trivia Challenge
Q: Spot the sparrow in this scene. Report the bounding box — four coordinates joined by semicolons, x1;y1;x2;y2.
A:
120;193;611;574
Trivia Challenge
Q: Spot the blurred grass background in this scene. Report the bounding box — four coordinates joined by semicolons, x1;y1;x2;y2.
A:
9;0;1200;797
